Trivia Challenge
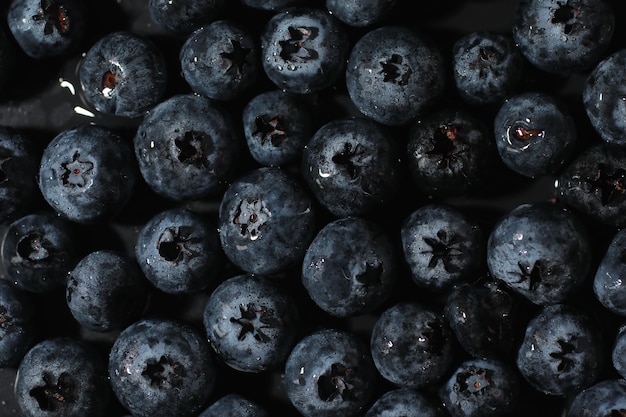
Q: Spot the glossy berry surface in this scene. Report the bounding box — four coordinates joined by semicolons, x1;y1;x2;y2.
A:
198;393;268;417
363;388;442;417
148;0;225;35
593;227;626;316
325;0;397;28
566;378;626;417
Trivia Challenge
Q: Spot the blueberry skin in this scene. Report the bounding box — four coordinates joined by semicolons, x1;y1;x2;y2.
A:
566;378;626;417
38;124;137;224
135;208;223;295
400;203;485;292
133;94;240;201
180;20;259;101
14;337;110;417
1;212;79;293
218;166;317;276
512;0;614;76
325;0;397;27
363;388;442;417
301;117;401;218
301;217;397;318
284;328;377;417
108;318;216;417
0;279;36;367
0;126;40;224
406;107;494;198
612;324;626;379
241;0;310;11
486;201;592;305
260;7;350;94
6;0;86;59
149;0;225;35
198;393;268;417
493;91;577;178
242;89;314;167
66;250;149;332
593;228;626;316
370;301;456;389
438;358;520;417
202;274;300;372
78;31;167;118
346;25;445;126
515;304;604;396
556;142;626;228
452;31;524;106
583;48;626;147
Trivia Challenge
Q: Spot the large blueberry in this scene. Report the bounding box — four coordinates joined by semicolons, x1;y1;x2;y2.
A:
486;201;592;305
0;279;36;368
198;393;268;417
566;378;626;417
78;31;167;118
593;228;626;316
108;318;216;417
202;274;300;373
301;117;401;218
14;337;110;417
260;7;350;94
363;388;441;417
38;124;138;224
325;0;397;27
133;94;240;201
612;324;626;380
180;20;259;101
218;166;317;276
284;328;377;417
149;0;226;35
301;216;397;318
346;25;445;126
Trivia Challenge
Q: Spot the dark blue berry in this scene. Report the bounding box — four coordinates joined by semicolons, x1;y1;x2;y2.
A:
493;91;577;178
364;388;442;417
241;0;310;11
180;20;259;101
218;166;317;276
345;25;445;126
148;0;225;35
108;318;216;417
566;378;626;417
301;216;397;318
612;324;626;380
38;124;138;224
486;201;592;305
133;93;240;201
202;274;300;372
0;279;36;368
197;393;268;417
325;0;397;27
301;117;401;218
284;328;377;417
593;228;626;316
78;31;167;118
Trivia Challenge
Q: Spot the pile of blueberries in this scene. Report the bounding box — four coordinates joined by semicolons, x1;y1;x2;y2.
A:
2;0;626;416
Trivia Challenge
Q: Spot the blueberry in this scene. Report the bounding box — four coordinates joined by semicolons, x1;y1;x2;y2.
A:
241;0;310;11
566;378;626;417
370;301;456;389
345;25;445;126
515;303;604;396
148;0;226;35
325;0;397;28
260;7;350;94
451;31;524;106
582;48;626;146
242;89;314;167
405;106;495;198
197;393;268;417
512;0;615;76
6;0;86;59
66;250;149;332
400;203;485;292
14;337;110;417
1;212;79;293
133;93;240;201
300;117;401;218
0;279;36;368
38;124;138;224
363;388;442;417
0;126;41;224
202;274;300;372
612;324;626;380
438;357;520;417
108;318;216;417
218;166;317;276
593;228;626;316
135;208;224;295
180;20;259;101
486;201;592;305
556;142;626;228
301;216;397;318
493;91;577;178
78;31;167;118
284;328;377;417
